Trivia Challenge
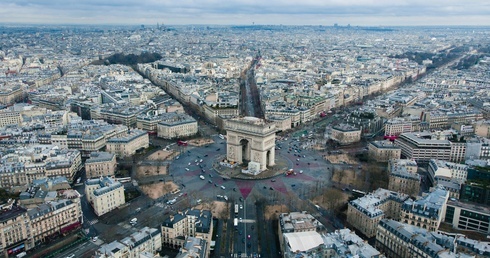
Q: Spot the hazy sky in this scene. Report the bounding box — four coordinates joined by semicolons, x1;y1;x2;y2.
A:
1;0;489;26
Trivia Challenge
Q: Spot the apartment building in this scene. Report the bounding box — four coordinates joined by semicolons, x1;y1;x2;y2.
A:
0;206;31;257
0;110;22;127
278;211;325;257
176;237;208;258
384;118;412;136
85;152;117;179
346;188;409;238
428;159;468;186
106;129;149;158
161;209;213;255
27;199;83;245
44;149;82;183
445;199;490;235
401;185;449;232
368;141;401;162
0;86;23;105
376;219;490;258
474;119;490;138
330;124;361;145
157;113;198;139
96;227;162;258
387;159;420;197
85;176;125;216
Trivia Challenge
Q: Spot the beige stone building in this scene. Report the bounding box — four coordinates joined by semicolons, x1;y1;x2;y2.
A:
27;199;83;245
376;219;490;258
0;207;32;256
85;152;117;179
347;188;409;238
0;86;23;105
161;209;213;255
85;176;125;216
387;159;420;197
474;119;490;138
157;113;198;139
384;118;412;136
267;115;292;132
400;185;448;232
106;129;149;158
44;149;82;183
368;141;401;162
96;227;162;258
0;110;22;127
330;124;361;145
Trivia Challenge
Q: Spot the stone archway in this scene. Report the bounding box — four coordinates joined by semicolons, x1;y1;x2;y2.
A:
239;138;250;163
225;117;276;172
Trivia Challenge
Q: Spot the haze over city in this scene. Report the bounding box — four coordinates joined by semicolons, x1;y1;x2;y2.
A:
1;0;490;26
1;0;490;257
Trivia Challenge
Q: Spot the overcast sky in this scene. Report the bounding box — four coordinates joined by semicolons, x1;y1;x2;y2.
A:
1;0;489;26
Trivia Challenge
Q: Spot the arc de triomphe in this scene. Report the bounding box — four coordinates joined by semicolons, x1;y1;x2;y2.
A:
225;117;276;171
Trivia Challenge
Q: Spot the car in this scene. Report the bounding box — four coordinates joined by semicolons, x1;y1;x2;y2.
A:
223;195;228;201
239;218;243;221
181;184;186;188
247;242;251;248
216;195;223;198
208;180;212;184
199;175;205;180
263;186;267;189
240;205;243;209
269;187;274;190
209;174;213;178
92;236;98;242
299;170;303;174
214;183;218;187
239;197;244;202
196;199;202;204
204;154;208;157
188;163;191;166
216;148;220;151
271;179;276;182
247;234;251;239
185;168;189;171
291;184;296;187
233;188;236;192
66;254;75;258
220;185;226;190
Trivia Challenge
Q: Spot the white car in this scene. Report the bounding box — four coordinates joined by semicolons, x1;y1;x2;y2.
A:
220;185;226;190
240;205;243;209
223;195;228;201
185;168;190;171
299;170;303;174
199;175;205;180
92;236;98;242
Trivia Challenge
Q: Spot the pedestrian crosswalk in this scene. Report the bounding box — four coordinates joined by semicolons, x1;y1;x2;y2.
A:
88;219;99;225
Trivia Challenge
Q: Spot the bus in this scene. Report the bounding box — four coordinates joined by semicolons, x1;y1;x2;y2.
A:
234;204;239;214
234;218;238;227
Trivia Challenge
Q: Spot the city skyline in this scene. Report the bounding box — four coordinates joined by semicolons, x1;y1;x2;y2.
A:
1;0;489;26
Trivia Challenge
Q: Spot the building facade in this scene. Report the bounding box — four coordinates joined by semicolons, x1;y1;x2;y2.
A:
401;185;448;232
85;177;125;216
330;124;361;145
156;113;198;139
85;152;117;179
106;129;149;158
347;188;409;238
387;159;420;197
161;209;213;256
368;141;401;162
